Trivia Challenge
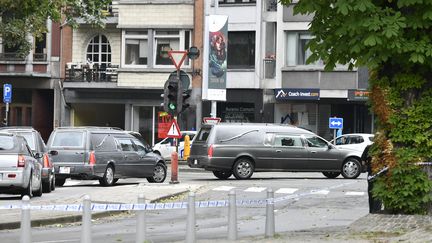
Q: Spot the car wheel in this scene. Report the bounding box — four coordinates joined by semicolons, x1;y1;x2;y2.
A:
341;158;361;179
34;178;43;197
113;178;119;184
21;173;33;198
322;172;341;179
147;162;167;183
99;165;115;186
42;180;52;193
51;176;56;191
213;170;232;180
55;178;66;187
233;158;254;179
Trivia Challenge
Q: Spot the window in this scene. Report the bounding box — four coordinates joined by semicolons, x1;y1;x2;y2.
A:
285;32;323;66
86;35;112;66
305;135;328;148
51;132;85;147
124;31;148;66
274;135;303;147
227;31;255;69
154;30;190;67
91;134;117;152
118;139;135;152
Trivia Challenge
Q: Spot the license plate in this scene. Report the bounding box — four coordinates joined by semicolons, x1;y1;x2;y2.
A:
194;159;198;165
59;167;70;174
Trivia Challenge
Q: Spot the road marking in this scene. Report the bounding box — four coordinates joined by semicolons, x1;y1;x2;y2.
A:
310;189;329;195
212;186;235;191
345;191;365;196
244;187;267;192
275;188;298;194
63;180;81;186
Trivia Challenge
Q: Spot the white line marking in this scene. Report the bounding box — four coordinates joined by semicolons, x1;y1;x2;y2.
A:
244;187;267;192
63;181;81;186
345;191;365;196
212;186;235;191
310;190;329;195
275;188;298;194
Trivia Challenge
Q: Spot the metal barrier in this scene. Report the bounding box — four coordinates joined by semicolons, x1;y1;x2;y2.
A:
7;182;356;243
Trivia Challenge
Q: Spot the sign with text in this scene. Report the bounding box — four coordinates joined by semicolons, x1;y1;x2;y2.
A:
348;89;370;101
3;84;12;103
157;112;173;139
274;89;320;100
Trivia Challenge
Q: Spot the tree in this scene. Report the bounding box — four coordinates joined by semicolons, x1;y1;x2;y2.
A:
280;0;432;214
0;0;111;57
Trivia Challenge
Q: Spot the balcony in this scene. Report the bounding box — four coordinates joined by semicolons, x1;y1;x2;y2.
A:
0;53;26;62
65;63;118;82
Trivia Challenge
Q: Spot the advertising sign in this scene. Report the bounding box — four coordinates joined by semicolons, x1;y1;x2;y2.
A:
274;89;320;100
206;15;228;101
348;89;370;101
157;112;173;139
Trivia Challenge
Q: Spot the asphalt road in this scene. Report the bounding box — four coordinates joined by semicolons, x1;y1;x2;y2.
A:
0;169;369;242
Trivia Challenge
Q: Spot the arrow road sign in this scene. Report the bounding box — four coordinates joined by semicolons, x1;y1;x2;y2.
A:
329;117;343;129
3;84;12;104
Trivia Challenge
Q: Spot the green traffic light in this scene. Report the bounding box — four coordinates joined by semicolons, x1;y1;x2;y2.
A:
168;103;176;110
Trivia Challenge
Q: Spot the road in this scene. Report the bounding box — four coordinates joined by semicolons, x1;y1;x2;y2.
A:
0;169;369;242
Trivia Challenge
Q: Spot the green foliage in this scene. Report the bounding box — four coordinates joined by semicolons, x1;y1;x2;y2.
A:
280;0;432;214
373;163;432;214
0;0;111;56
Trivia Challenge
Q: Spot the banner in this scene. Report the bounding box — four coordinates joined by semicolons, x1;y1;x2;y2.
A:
207;15;228;101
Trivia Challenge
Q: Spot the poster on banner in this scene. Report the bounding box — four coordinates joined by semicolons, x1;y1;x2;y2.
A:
157;112;173;139
206;15;228;101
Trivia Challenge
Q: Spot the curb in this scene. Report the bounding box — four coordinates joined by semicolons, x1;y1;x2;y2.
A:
0;190;191;230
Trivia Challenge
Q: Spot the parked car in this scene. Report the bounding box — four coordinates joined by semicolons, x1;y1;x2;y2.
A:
0;132;43;197
153;131;197;160
47;127;167;186
330;133;374;156
188;123;363;180
0;127;57;193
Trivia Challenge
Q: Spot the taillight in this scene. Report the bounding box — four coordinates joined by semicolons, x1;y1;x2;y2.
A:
89;151;96;165
208;145;214;158
17;155;26;167
43;154;50;168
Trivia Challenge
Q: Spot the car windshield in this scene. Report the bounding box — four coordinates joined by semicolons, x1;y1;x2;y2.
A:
51;131;85;147
0;135;17;152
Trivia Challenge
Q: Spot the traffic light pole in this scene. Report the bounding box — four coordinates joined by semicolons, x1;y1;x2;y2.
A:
169;71;181;184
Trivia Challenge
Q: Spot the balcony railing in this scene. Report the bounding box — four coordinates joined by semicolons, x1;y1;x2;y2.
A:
33;53;47;62
263;58;275;79
65;63;118;82
0;53;26;61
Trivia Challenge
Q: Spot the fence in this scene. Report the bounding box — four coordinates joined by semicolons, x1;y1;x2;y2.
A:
1;181;356;243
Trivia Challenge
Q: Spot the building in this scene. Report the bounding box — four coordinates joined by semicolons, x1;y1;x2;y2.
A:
0;19;59;141
205;0;373;140
58;0;199;145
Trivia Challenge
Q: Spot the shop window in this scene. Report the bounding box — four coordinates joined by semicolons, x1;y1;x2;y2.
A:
86;34;112;66
285;32;323;66
227;31;255;69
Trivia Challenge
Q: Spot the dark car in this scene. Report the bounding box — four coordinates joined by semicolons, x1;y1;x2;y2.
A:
47;127;167;186
0;127;57;193
0;132;43;197
188;123;363;180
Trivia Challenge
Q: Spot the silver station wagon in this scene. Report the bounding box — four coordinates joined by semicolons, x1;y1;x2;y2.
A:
188;123;364;180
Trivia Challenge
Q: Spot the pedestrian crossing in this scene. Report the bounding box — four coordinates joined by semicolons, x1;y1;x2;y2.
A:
211;185;365;196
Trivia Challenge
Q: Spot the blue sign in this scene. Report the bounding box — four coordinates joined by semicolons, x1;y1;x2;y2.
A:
329;117;343;129
3;84;12;103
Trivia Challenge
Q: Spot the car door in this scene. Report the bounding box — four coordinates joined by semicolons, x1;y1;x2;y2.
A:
303;134;341;170
116;137;141;178
270;134;308;170
132;139;154;177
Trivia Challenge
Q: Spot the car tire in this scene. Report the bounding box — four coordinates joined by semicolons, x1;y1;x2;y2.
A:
233;158;254;180
21;173;33;198
147;162;167;183
42;180;52;193
341;158;362;179
213;170;232;180
51;176;56;191
99;165;115;186
322;172;341;179
34;178;43;197
55;178;66;187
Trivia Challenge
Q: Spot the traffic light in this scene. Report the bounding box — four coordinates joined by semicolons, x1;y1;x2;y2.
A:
163;76;183;115
180;90;191;113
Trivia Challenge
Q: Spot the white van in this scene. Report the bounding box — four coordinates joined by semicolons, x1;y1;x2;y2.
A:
153;131;197;160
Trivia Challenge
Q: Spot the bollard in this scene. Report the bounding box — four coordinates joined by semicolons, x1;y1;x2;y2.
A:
20;195;31;243
81;195;92;243
183;135;191;161
136;194;146;243
170;151;179;184
228;190;237;241
265;188;275;238
185;192;196;243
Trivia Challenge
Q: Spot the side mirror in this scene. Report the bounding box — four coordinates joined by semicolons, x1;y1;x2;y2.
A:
34;152;43;159
49;150;58;156
328;144;333;150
